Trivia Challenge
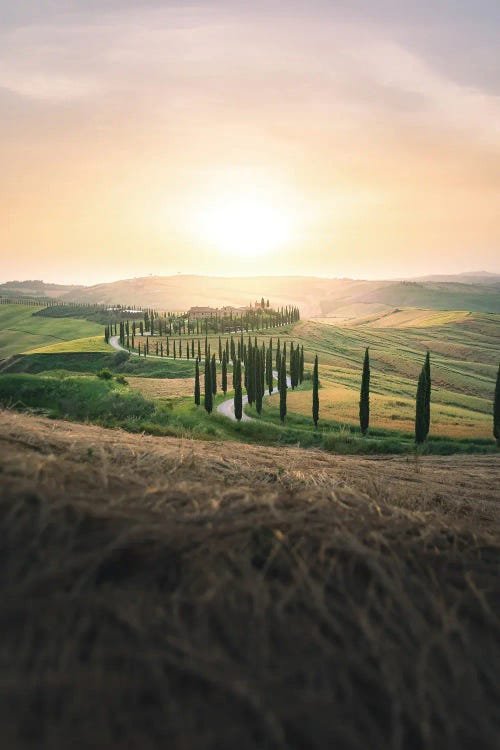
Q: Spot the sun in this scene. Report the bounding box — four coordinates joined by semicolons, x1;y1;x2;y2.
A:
195;190;292;259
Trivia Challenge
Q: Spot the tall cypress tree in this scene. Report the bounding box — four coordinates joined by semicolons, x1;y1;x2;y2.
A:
204;357;213;413
266;346;273;394
415;367;427;444
279;356;287;422
221;351;228;394
194;359;201;406
255;351;263;414
211;353;217;395
218;336;222;363
494;363;500;446
234;358;243;421
312;354;319;427
359;348;370;436
424;351;431;440
290;342;295;389
299;346;304;384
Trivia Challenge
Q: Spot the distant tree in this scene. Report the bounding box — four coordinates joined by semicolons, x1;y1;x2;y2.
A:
204;357;213;413
415;367;428;444
312;354;319;427
218;336;223;363
299;346;304;383
494;363;500;446
359;348;370;436
194;358;201;406
234;358;243;421
221;351;228;394
279;356;287;422
424;351;431;439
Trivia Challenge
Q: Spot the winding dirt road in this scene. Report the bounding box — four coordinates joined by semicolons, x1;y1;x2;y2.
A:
109;335;291;422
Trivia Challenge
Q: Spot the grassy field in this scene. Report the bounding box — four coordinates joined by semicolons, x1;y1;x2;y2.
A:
131;310;498;440
0;304;102;356
0;303;498;448
1;409;499;750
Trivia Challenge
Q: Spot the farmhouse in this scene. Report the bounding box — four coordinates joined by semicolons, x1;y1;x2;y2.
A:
188;305;252;319
188;306;217;319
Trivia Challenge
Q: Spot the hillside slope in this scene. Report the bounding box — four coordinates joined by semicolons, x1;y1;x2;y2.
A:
56;274;500;317
1;410;499;750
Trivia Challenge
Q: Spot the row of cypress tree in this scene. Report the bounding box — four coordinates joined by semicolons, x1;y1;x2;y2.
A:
165;331;500;445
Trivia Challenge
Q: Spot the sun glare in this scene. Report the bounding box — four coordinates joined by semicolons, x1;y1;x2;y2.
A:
195;191;292;260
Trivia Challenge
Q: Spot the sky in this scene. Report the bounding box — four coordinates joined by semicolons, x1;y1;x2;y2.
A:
1;0;499;284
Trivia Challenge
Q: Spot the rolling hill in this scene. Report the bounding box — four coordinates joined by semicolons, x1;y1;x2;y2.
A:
45;273;500;317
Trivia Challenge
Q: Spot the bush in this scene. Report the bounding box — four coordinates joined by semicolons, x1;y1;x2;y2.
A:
114;375;128;385
96;368;113;380
113;350;130;367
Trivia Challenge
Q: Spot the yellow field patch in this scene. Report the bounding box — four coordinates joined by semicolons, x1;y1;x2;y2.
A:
25;336;112;354
126;377;195;399
126;373;228;400
269;383;490;439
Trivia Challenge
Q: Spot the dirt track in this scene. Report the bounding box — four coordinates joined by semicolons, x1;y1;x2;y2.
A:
0;409;498;526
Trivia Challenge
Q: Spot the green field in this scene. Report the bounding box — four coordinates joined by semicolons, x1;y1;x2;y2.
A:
0;304;103;357
0;302;498;451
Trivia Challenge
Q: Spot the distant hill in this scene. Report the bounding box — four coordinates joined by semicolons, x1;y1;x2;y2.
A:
0;279;83;299
411;272;500;284
3;274;499;317
58;274;500;317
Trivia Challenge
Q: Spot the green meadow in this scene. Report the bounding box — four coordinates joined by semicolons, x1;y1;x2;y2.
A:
0;302;498;452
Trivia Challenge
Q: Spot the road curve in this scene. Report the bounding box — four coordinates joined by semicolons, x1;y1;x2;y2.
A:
109;335;292;423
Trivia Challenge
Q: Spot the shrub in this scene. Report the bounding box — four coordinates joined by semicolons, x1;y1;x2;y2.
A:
112;350;130;367
96;368;113;380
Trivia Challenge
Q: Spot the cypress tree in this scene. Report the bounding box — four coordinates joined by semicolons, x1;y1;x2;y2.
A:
211;353;217;395
173;340;176;359
312;354;319;427
299;346;304;384
290;342;295;389
424;351;431;439
194;359;201;405
359;348;370;436
166;337;170;357
415;367;427;444
218;336;222;363
279;356;287;422
266;346;273;394
494;363;500;446
222;351;228;394
255;350;263;414
234;358;243;421
204;357;213;413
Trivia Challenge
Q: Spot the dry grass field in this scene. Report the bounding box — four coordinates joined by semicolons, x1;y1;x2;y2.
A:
1;409;499;749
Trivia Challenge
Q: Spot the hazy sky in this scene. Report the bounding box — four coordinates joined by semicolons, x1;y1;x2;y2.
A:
1;0;499;283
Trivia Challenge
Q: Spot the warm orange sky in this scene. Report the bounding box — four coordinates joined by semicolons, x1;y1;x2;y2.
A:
1;1;499;284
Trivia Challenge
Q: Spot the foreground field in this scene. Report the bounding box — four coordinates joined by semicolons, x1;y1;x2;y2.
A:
1;410;499;750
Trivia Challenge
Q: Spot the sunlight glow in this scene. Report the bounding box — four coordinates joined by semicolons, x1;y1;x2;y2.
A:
195;190;293;260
